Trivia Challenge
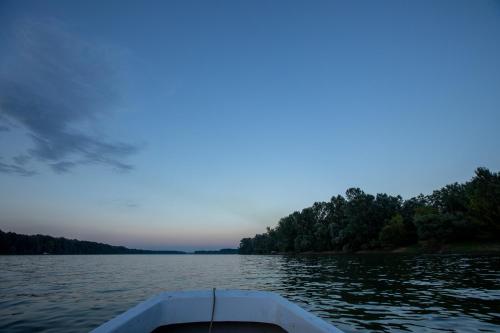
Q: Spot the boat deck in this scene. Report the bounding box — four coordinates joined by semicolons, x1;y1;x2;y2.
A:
152;321;287;333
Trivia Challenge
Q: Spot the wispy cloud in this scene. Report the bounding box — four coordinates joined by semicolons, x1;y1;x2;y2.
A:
0;159;36;176
0;20;138;175
12;154;31;166
50;161;77;174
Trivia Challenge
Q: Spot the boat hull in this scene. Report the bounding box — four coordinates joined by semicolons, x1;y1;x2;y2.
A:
91;290;344;333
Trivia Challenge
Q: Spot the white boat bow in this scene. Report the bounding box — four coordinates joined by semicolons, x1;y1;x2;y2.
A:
91;289;344;333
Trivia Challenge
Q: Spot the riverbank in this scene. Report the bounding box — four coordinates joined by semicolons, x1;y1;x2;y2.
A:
276;241;500;255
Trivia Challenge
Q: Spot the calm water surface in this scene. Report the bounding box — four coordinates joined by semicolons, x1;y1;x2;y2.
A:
0;254;499;333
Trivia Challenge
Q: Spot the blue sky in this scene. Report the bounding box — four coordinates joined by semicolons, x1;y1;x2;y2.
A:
1;0;499;250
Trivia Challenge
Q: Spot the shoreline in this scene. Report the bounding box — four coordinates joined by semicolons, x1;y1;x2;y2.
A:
266;241;500;256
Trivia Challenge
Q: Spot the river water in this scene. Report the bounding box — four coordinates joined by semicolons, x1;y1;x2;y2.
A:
0;254;499;332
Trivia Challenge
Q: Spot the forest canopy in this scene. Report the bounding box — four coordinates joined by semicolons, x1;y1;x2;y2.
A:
239;168;500;254
0;230;186;255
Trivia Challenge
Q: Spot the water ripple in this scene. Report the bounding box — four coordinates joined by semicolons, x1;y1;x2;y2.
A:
0;254;499;332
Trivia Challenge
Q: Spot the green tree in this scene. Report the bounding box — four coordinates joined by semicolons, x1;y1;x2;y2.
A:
379;214;408;248
238;167;499;254
414;207;471;243
238;238;254;254
275;214;299;252
467;167;500;239
327;195;347;250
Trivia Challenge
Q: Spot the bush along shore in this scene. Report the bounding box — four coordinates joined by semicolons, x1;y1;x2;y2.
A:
239;168;500;254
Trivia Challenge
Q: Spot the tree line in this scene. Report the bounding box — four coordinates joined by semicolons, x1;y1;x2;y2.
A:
194;249;238;254
239;168;500;254
0;230;186;254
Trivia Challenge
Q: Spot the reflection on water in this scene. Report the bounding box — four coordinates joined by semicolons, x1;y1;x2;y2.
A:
0;254;499;332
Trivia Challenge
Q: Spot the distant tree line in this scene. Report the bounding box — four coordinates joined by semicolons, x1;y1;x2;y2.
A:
239;168;500;254
0;230;186;255
194;249;238;254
